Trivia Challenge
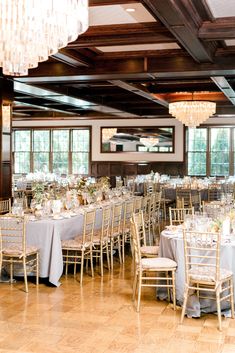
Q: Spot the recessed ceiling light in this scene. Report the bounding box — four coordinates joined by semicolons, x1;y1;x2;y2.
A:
126;8;136;12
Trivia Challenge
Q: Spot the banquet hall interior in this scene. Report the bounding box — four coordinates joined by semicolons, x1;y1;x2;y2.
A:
2;0;235;352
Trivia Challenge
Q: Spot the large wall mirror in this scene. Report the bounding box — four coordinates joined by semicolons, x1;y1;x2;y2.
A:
101;126;174;153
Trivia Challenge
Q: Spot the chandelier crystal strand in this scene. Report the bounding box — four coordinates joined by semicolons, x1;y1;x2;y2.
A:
169;101;216;128
0;0;88;76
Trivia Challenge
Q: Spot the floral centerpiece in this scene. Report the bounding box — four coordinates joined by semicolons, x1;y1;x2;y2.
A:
32;182;45;205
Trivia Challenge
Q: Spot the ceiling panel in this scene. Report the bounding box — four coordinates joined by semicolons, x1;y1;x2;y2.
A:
206;0;235;18
89;3;155;25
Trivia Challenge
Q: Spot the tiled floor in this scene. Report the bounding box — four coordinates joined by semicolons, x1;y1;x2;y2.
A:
0;256;235;353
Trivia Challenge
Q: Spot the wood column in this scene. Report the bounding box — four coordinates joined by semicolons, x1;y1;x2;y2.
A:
0;77;13;199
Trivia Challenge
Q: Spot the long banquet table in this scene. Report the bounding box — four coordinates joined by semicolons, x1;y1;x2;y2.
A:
26;207;103;286
159;227;235;317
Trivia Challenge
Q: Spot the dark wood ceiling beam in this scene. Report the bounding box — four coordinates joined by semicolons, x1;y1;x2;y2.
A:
68;22;175;48
52;48;92;67
142;0;216;62
211;76;235;106
108;80;169;107
199;17;235;40
19;55;235;82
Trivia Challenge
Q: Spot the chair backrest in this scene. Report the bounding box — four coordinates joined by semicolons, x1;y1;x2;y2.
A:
0;199;11;214
182;229;220;284
133;196;142;213
100;206;111;240
132;211;146;246
123;199;134;230
0;215;26;253
130;217;142;267
111;203;123;235
82;209;96;244
169;207;194;225
191;191;202;212
202;201;221;218
208;184;221;202
176;188;192;208
141;195;150;217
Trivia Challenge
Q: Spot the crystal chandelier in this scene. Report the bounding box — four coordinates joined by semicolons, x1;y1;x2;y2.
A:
140;137;159;148
102;128;117;142
169;101;216;128
0;0;88;76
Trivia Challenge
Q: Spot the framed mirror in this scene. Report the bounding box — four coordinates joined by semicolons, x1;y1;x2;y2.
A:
101;126;174;153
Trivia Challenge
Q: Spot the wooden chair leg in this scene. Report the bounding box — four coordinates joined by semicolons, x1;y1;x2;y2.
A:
100;246;103;277
137;271;142;312
118;235;122;264
132;271;138;301
230;278;235;319
23;257;28;293
110;239;114;271
36;252;39;286
65;250;69;275
180;285;189;324
80;251;84;285
172;270;176;310
106;241;110;271
90;247;94;278
216;287;222;331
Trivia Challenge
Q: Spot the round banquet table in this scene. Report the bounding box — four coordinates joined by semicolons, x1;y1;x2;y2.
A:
159;227;235;317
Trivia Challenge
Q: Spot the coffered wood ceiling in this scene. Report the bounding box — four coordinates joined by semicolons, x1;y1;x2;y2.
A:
10;0;235;121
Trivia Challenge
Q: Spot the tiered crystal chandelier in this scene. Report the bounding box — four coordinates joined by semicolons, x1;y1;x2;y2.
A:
140;137;159;148
102;128;117;142
169;101;216;128
0;0;88;76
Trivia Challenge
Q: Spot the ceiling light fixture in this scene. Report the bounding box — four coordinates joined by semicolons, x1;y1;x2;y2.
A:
169;100;216;128
126;8;136;12
0;0;88;76
140;137;159;149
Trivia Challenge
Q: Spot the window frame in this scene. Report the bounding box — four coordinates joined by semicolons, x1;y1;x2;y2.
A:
187;125;235;177
12;127;91;175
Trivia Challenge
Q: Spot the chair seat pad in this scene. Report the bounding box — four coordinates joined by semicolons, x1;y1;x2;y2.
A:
189;266;233;283
61;238;91;250
3;245;38;258
141;257;177;270
141;245;159;256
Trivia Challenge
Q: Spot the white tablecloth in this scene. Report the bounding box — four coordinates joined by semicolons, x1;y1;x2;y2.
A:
26;207;103;286
159;229;235;317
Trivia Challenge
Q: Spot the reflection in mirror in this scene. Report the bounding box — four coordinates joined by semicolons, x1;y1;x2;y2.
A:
101;126;174;153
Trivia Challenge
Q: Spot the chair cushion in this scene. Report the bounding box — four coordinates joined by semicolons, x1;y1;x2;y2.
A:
189;266;233;282
2;245;38;258
141;245;159;256
61;238;91;250
141;257;177;270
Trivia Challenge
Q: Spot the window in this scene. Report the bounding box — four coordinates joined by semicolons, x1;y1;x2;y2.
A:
187;128;207;176
210;128;230;176
187;126;233;176
13;130;31;173
13;128;90;175
72;129;90;174
33;130;50;172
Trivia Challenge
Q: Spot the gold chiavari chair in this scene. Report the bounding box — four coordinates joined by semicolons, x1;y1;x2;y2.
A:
191;190;202;213
208;183;222;202
0;199;11;214
181;229;234;331
176;188;192;208
132;211;159;257
92;206;111;276
169;207;194;226
108;203;123;270
122;199;134;261
62;209;96;284
133;196;143;214
0;215;39;292
131;215;177;312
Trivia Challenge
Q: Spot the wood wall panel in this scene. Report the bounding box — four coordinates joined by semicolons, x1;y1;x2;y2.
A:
91;161;186;181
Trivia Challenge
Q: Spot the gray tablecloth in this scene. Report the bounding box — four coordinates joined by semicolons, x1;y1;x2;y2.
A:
159;230;235;317
26;208;103;286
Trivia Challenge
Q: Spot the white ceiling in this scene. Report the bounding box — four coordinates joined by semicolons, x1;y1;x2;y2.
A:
206;0;235;17
89;3;155;26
